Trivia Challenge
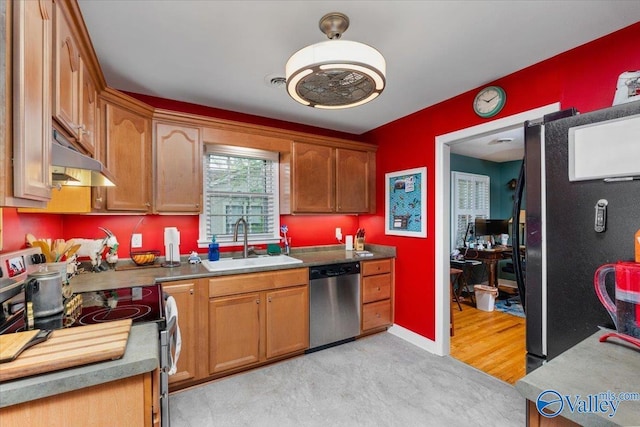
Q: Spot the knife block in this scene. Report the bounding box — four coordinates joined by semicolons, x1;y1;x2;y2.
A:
355;237;365;251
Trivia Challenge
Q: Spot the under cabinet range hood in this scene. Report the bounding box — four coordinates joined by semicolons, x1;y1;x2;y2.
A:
51;130;115;187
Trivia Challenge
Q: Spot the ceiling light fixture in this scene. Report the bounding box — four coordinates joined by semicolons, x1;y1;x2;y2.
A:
489;137;515;145
285;12;386;109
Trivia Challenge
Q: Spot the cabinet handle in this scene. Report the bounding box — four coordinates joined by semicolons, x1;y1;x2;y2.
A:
376;313;381;318
256;299;260;304
95;197;103;202
268;297;272;303
189;289;194;295
377;287;381;291
145;202;151;207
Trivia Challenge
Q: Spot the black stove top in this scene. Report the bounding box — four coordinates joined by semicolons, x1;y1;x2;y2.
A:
1;284;165;335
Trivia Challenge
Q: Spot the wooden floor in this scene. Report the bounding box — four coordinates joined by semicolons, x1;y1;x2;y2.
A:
450;300;526;385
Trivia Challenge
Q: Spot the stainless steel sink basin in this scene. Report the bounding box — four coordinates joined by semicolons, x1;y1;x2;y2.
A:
201;255;303;272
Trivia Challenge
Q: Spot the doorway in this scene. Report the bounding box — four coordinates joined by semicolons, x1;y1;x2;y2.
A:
433;103;560;382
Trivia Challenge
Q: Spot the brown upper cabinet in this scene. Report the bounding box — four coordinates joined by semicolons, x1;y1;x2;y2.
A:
3;0;53;207
291;142;334;213
289;142;375;214
77;57;97;155
104;101;152;212
153;121;202;213
53;1;96;155
2;0;378;214
335;147;374;213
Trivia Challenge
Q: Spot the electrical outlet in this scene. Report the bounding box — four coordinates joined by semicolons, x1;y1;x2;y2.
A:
131;233;143;248
335;227;342;241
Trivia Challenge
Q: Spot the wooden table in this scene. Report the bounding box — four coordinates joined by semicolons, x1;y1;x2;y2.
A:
459;246;512;287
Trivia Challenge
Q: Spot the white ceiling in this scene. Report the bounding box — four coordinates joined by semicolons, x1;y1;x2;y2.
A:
449;126;525;163
77;0;640;140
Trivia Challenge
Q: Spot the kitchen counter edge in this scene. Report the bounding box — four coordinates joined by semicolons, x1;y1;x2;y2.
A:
515;330;640;427
73;244;396;291
0;322;159;408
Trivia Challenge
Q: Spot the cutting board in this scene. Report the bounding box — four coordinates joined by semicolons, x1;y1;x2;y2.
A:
0;330;41;363
0;319;132;382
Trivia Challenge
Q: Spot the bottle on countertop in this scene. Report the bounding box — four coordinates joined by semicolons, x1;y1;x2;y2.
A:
208;235;220;261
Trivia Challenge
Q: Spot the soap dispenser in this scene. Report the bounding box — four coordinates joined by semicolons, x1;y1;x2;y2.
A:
208;235;220;261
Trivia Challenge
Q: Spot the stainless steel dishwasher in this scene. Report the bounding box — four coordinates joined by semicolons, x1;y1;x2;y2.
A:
308;262;361;352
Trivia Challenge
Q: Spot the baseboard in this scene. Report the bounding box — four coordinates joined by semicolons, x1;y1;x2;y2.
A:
387;324;442;355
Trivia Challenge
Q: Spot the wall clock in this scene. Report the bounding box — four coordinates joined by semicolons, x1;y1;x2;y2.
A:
473;86;506;118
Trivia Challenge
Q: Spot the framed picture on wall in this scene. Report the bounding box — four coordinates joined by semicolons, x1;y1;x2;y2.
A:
385;167;427;237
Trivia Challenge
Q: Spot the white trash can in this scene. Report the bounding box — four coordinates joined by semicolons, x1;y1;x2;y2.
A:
474;285;499;312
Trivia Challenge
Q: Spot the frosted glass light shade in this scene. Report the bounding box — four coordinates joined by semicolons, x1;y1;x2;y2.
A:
285;40;386;108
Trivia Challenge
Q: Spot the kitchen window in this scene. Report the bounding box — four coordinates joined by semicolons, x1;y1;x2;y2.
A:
199;145;280;247
451;171;490;248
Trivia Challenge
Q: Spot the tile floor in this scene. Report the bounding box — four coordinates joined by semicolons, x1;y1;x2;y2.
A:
170;332;525;426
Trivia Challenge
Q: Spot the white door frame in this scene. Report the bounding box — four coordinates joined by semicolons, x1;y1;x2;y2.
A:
433;103;560;356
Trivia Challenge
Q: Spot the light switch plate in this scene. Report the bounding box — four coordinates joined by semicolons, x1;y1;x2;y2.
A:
131;233;143;248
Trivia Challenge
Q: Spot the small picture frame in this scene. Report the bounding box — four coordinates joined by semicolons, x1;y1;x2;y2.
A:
385;167;427;238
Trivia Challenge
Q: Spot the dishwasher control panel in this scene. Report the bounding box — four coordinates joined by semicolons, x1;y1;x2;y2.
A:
309;262;360;280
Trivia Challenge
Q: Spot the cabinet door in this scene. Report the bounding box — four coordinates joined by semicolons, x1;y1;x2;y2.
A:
154;123;202;213
292;142;334;213
335;148;370;213
104;103;151;211
162;281;197;385
77;57;96;156
265;286;309;359
209;293;262;374
11;0;52;202
53;2;78;135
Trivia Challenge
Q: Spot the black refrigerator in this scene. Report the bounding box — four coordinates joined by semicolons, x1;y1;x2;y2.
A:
513;100;640;372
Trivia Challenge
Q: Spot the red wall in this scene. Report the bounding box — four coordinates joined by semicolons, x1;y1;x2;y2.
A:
3;23;639;342
359;22;640;339
2;211;361;257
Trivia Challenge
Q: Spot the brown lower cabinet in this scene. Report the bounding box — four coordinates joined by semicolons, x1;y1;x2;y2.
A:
361;259;394;334
165;269;308;391
208;270;309;375
527;401;580;427
0;371;159;427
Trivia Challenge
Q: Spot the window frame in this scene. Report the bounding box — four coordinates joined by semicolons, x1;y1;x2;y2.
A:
450;171;490;249
198;144;281;248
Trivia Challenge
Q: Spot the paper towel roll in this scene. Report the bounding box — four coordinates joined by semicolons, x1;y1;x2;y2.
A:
164;227;181;262
345;235;354;251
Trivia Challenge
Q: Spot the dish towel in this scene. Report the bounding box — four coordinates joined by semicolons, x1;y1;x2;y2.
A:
165;296;182;375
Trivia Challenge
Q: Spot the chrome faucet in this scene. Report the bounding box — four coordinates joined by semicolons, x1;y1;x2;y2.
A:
233;217;249;258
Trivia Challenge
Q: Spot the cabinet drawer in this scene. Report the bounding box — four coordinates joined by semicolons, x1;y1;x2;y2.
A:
362;274;391;303
361;259;391;276
209;268;308;297
362;300;392;331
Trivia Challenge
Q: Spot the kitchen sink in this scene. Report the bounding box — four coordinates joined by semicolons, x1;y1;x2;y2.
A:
201;255;303;272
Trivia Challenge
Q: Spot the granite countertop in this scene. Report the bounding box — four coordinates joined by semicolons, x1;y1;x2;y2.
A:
516;331;640;426
71;244;396;292
0;322;159;408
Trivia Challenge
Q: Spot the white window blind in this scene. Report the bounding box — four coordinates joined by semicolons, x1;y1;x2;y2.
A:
451;172;490;248
199;145;280;245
